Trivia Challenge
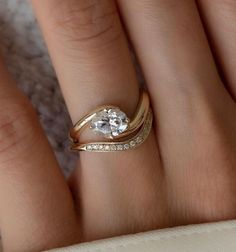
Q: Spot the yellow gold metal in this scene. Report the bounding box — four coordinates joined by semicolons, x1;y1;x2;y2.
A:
71;110;153;152
70;90;150;143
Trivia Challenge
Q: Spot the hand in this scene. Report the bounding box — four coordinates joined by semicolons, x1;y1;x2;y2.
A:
0;0;235;251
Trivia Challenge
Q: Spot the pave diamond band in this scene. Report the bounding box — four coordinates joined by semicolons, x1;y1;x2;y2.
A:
69;90;152;152
71;110;153;152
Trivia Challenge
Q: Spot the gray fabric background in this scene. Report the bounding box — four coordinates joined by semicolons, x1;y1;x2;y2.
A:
0;0;77;174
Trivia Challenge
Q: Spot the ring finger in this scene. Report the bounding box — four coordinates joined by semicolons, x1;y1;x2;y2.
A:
31;0;166;241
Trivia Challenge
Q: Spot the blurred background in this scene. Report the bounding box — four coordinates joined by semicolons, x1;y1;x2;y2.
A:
0;0;77;175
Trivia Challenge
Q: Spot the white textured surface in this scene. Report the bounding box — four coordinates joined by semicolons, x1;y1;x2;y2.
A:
47;220;236;252
0;0;77;174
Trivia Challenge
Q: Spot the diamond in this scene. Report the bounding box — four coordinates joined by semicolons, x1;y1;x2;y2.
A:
130;141;136;147
117;145;123;151
92;144;99;150
105;145;110;151
86;145;92;151
124;144;130;150
136;136;143;143
111;145;117;151
90;108;129;139
99;145;104;150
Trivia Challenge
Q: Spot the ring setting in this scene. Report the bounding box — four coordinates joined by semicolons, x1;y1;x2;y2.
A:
69;90;153;152
90;108;130;139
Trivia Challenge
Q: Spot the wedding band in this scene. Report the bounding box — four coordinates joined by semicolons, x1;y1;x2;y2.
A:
71;110;153;152
69;90;152;152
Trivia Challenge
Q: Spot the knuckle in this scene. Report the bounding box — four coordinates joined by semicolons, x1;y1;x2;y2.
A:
50;0;121;47
0;98;40;161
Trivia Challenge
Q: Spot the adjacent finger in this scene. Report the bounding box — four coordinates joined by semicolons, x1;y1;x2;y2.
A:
117;0;230;122
117;0;233;162
117;0;236;223
0;58;79;251
31;0;166;240
197;0;236;99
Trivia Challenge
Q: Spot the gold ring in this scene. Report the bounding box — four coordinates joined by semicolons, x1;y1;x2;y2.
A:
71;110;153;152
69;90;152;152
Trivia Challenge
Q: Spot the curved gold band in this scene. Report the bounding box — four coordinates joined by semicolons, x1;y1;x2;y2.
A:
69;90;152;152
70;90;150;143
71;110;153;152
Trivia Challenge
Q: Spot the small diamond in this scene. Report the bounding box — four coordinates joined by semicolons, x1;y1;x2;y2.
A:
136;136;143;143
92;145;99;150
86;145;92;151
130;141;136;147
105;145;110;151
111;145;117;151
117;145;123;151
99;145;104;150
124;144;130;150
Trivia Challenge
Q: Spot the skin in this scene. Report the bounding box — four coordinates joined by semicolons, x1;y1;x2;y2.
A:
0;0;235;251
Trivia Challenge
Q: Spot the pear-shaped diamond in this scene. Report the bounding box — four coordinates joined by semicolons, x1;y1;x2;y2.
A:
90;108;129;138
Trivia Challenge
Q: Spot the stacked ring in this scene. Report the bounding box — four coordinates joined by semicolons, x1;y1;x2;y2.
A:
69;90;153;152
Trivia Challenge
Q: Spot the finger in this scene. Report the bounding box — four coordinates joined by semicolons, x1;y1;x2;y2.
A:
117;1;233;161
31;0;166;240
116;0;236;224
0;58;79;251
117;0;231;120
197;0;236;99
